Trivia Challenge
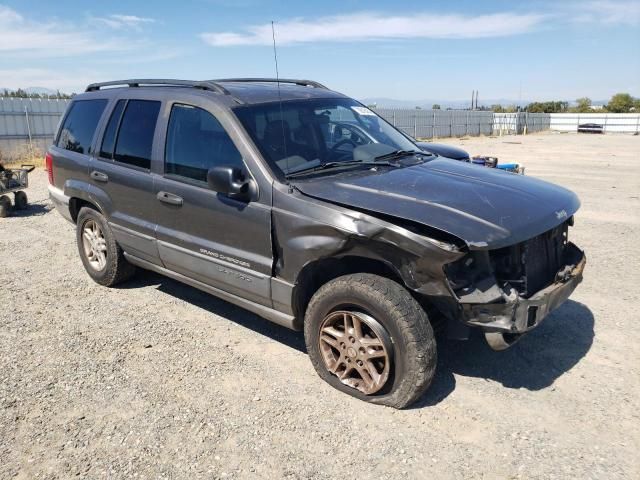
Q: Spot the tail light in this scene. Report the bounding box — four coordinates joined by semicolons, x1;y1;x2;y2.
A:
45;152;54;184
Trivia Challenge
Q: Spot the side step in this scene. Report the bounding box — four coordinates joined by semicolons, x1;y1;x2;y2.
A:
124;253;300;331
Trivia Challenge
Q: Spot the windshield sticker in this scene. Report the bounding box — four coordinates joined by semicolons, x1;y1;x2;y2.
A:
351;106;376;116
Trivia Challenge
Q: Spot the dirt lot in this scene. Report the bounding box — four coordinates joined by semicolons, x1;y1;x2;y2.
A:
1;132;638;479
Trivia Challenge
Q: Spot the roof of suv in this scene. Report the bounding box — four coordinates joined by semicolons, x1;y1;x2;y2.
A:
217;80;347;105
83;78;347;105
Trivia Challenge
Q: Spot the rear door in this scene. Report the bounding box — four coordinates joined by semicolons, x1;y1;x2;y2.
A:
50;98;108;192
89;98;162;265
153;101;273;306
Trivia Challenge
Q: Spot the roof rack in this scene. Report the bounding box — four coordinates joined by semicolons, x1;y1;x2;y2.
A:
214;78;329;90
85;79;231;96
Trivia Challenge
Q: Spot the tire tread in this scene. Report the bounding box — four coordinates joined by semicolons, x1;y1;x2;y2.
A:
76;207;135;287
304;273;436;409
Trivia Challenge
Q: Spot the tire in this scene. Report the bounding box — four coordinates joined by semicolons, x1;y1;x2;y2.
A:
304;273;436;409
14;191;27;210
76;206;135;286
0;195;11;218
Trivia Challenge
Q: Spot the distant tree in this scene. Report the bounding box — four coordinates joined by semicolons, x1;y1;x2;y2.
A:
492;104;521;114
572;97;592;113
526;101;568;113
607;93;635;113
0;88;72;99
415;106;422;110
432;104;441;110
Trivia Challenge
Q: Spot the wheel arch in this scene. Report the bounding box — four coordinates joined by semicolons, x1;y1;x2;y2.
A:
64;179;111;223
291;255;407;320
69;197;102;223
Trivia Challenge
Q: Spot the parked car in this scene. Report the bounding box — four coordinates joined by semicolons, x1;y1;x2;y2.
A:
47;78;585;408
577;123;604;134
415;142;470;160
417;142;524;174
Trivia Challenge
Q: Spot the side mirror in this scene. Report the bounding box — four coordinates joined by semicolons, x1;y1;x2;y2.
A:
207;165;255;201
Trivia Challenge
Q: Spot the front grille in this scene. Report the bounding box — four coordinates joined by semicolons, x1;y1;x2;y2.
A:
490;222;568;297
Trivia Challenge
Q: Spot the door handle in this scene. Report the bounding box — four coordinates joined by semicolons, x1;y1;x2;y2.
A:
90;171;108;182
157;191;183;206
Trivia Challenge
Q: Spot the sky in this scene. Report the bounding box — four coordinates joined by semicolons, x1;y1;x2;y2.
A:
1;0;639;104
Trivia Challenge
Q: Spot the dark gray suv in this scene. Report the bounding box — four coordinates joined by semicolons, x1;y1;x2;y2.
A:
47;79;585;408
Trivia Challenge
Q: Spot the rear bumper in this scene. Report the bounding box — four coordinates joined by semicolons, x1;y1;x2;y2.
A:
48;184;73;223
460;243;585;334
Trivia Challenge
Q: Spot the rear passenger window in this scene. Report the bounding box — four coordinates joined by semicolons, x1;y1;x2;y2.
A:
114;100;161;169
57;99;108;154
99;100;126;159
165;104;242;183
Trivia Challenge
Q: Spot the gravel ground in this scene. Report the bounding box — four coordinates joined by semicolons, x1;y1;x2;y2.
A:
0;132;638;479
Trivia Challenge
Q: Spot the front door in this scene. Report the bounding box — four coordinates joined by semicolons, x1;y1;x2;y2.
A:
154;102;273;306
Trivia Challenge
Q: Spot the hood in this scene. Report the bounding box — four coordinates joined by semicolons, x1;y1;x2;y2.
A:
415;142;470;160
294;158;580;250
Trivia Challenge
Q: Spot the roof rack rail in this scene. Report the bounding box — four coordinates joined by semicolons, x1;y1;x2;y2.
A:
85;79;231;96
214;78;329;90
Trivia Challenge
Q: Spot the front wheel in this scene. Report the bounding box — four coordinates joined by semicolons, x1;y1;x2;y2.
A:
304;273;436;408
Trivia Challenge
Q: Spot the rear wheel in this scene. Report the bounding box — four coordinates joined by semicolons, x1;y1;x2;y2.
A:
304;273;437;408
76;207;135;286
14;191;27;210
0;195;11;218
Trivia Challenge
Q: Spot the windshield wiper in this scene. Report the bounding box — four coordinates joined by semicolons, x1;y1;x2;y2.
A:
374;149;429;161
285;160;400;179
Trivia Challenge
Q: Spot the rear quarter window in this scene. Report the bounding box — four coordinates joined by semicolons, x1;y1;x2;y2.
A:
57;99;108;154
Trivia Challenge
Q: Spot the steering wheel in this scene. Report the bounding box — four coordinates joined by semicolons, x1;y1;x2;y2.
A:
329;138;358;154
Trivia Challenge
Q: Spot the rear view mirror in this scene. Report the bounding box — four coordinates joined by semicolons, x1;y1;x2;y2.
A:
207;165;255;201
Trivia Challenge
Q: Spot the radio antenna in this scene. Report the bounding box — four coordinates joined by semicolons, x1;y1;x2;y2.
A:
271;20;289;174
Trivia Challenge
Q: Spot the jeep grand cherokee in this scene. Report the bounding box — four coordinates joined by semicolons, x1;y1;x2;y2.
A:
47;78;585;408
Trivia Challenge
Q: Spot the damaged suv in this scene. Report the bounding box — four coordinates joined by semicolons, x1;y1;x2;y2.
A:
47;79;585;408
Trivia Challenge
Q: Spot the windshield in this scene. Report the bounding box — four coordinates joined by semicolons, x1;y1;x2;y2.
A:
233;98;420;177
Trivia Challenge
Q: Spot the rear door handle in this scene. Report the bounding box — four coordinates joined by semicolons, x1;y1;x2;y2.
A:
90;171;108;183
157;191;183;206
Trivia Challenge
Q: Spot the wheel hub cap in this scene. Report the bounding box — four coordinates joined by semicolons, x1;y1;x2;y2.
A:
82;219;107;271
318;311;392;395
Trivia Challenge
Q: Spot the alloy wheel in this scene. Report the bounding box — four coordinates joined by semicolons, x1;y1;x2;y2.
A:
318;310;392;395
82;219;108;271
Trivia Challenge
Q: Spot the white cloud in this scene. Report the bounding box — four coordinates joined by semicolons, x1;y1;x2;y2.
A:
0;5;138;56
0;68;95;92
90;14;156;30
200;11;547;47
572;0;640;26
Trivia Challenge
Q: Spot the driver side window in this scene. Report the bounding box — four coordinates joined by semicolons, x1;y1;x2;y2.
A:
165;104;243;183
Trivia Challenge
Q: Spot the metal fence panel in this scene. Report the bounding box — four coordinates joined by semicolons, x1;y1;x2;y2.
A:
375;108;496;139
493;113;550;135
15;98;639;162
0;97;70;160
549;113;640;133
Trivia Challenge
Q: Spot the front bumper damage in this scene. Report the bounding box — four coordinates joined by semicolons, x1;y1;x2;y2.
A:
459;243;586;350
